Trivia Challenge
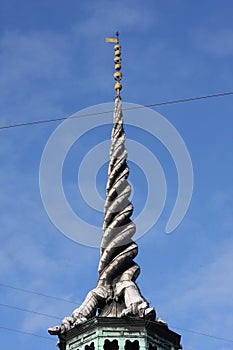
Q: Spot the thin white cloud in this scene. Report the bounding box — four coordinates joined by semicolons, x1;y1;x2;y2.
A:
0;30;72;121
154;235;233;343
193;27;233;57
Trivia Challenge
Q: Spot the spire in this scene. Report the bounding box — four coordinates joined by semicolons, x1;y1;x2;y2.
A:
98;93;139;285
100;32;136;282
48;34;155;338
97;35;154;317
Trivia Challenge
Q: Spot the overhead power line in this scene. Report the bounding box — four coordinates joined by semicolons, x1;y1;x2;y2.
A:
170;325;233;344
1;297;233;346
136;318;233;344
0;326;53;342
0;282;80;305
0;91;232;131
0;302;61;320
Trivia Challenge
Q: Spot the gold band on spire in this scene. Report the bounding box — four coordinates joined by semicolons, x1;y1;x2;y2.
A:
106;32;122;97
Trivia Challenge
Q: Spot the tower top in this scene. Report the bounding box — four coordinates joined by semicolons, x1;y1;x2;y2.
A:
47;35;182;350
106;32;122;98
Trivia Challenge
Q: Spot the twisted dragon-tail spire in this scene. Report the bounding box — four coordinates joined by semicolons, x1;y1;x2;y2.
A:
96;35;154;318
98;96;139;284
48;34;155;338
97;35;142;307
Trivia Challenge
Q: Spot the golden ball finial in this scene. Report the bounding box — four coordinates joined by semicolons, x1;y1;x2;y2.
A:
114;71;122;81
114;82;122;91
106;32;123;96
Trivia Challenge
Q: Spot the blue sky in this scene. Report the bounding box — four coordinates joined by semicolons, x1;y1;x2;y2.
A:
0;1;233;349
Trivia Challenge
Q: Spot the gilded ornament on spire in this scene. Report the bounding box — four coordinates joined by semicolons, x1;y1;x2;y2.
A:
106;32;122;97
